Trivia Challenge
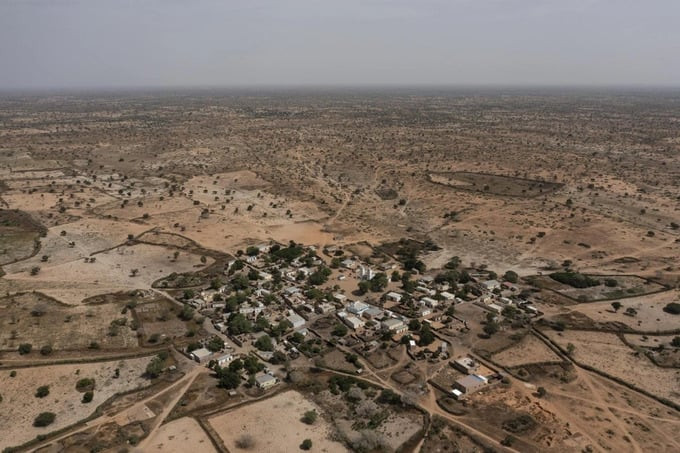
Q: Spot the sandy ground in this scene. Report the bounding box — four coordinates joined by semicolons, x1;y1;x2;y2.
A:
141;416;217;453
545;330;680;404
4;243;210;299
208;390;348;453
0;356;152;450
492;333;563;367
565;290;680;331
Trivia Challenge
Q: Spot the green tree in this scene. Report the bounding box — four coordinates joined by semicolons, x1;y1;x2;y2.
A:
145;355;164;378
243;355;264;375
418;324;435;346
18;343;32;355
206;336;225;352
255;335;274;352
611;301;622;312
332;323;348;337
503;270;519;283
33;412;56;427
217;369;241;389
300;439;313;450
369;273;388;292
228;313;253;335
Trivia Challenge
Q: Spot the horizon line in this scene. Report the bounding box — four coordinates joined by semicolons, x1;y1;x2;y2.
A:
2;82;680;96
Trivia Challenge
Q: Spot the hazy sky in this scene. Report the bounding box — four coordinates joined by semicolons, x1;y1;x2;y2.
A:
1;0;679;89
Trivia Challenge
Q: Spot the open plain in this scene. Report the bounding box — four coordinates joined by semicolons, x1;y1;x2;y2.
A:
0;89;678;452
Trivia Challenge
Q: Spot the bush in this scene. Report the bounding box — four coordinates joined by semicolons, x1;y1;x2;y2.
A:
502;414;536;433
663;302;680;315
33;412;56;427
301;410;317;425
18;343;32;355
40;345;53;356
235;434;255;449
35;385;50;398
377;389;401;405
82;390;94;403
76;378;95;392
300;439;312;450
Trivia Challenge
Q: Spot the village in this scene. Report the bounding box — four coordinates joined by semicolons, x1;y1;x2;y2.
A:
172;239;539;400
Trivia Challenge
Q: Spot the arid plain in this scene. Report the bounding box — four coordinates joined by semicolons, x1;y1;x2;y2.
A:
0;89;678;452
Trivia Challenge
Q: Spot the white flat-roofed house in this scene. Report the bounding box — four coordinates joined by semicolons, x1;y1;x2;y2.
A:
287;312;306;329
191;347;212;363
386;292;403;303
347;300;369;315
255;373;278;389
381;318;407;334
421;297;439;308
216;353;234;367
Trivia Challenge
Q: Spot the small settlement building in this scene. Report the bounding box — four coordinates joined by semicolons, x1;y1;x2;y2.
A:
191;347;212;363
381;318;408;334
255;373;278;390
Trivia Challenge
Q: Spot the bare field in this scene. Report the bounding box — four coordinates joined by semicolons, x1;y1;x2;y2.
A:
545;330;680;404
208;390;348;453
492;333;563;368
143;416;216;453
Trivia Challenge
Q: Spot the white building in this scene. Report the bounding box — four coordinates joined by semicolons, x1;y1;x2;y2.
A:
385;292;403;303
421;297;439;308
381;318;407;333
191;347;212;362
358;265;375;281
287;312;306;329
347;300;369;315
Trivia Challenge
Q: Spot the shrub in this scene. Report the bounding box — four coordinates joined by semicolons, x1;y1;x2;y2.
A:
502;414;536;433
235;434;255;449
18;343;32;355
76;378;95;392
33;412;56;427
301;410;317;425
663;302;680;315
35;385;50;398
40;345;53;356
82;391;94;403
300;439;312;450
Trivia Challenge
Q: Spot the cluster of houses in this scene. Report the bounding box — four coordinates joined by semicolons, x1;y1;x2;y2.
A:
177;239;537;394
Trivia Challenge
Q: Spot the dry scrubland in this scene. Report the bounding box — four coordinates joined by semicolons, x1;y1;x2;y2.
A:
0;90;678;451
0;356;151;450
